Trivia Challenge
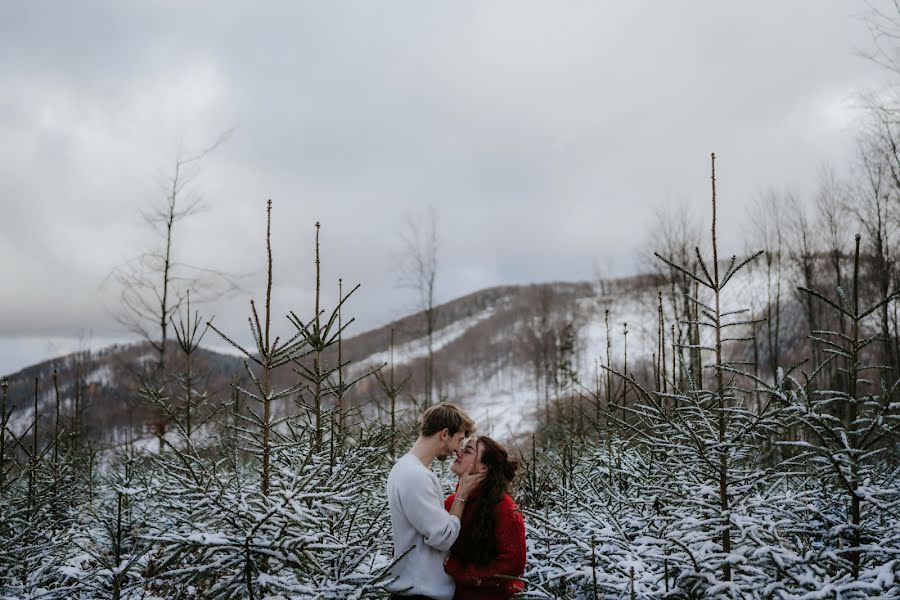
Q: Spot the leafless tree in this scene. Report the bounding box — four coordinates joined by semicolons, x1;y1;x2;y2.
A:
747;191;786;380
860;0;900;80
851;138;900;377
520;285;558;421
811;165;853;390
815;165;850;332
857;1;900;379
794;234;900;579
786;193;821;370
105;131;237;371
642;203;702;388
397;205;439;407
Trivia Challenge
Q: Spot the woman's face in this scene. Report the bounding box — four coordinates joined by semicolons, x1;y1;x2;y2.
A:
451;438;481;477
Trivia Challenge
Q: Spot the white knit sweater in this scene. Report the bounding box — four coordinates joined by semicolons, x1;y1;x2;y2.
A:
385;453;460;600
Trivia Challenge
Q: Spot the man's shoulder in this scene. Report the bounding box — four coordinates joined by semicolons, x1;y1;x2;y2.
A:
389;452;415;472
388;453;428;484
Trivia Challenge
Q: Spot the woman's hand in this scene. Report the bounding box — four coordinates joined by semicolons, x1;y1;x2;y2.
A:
457;467;485;498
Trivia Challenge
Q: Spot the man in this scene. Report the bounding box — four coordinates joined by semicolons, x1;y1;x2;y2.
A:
386;402;482;600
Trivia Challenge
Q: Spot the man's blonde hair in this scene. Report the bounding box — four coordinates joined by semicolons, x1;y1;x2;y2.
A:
420;402;475;438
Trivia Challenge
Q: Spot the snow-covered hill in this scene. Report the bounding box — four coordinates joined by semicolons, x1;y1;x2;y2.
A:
3;268;771;444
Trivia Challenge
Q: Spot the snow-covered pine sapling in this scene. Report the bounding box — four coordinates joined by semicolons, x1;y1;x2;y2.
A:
286;222;368;453
656;291;667;396
50;368;69;529
790;233;900;579
138;292;208;452
1;376;10;495
622;321;628;420
52;368;61;468
0;376;20;587
571;358;608;450
606;309;615;484
56;448;154;600
67;345;92;450
689;280;703;390
138;202;392;599
374;328;411;459
138;290;217;454
0;374;84;596
324;277;376;456
27;376;43;514
171;290;212;441
313;222;326;451
207;200;309;497
597;153;775;595
670;323;676;408
335;278;345;438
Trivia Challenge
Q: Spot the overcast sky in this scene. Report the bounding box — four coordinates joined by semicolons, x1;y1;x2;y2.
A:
0;1;890;376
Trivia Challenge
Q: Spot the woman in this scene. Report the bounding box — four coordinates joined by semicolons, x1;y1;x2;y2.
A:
444;436;526;600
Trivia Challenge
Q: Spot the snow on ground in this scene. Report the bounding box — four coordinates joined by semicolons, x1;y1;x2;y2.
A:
579;286;660;376
7;362;114;436
577;264;767;377
454;265;770;441
85;364;113;386
6;385;72;437
97;423;220;471
352;305;501;375
454;366;540;442
352;266;769;443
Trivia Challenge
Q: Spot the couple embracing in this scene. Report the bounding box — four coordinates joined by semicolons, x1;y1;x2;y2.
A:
386;403;526;600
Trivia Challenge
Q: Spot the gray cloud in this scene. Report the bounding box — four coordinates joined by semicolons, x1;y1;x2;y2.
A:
0;0;887;375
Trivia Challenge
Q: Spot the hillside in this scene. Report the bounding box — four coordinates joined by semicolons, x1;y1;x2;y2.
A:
2;269;766;444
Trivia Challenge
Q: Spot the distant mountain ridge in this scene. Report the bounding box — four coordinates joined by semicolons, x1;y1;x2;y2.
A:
3;271;763;444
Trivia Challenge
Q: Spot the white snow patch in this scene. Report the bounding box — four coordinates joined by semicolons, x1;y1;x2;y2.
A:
187;532;230;545
353;305;499;374
85;364;113;386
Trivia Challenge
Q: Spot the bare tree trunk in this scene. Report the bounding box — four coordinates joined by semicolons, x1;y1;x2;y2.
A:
74;357;82;441
690;281;702;390
314;222;323;452
375;328;410;460
390;330;396;457
261;202;274;496
399;206;440;408
185;344;192;439
157;173;177;371
605;309;614;483
28;377;38;513
52;369;60;466
848;236;862;578
855;144;899;384
337;279;344;436
752;193;784;381
708;154;732;582
788;195;821;373
0;377;8;496
107;132;233;373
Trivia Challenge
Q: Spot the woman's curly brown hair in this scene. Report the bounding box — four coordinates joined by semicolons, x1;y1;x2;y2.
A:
457;436;519;565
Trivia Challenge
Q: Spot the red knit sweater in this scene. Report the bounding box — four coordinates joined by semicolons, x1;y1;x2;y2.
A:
443;492;526;600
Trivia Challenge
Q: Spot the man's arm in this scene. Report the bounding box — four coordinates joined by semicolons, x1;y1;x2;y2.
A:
397;473;461;552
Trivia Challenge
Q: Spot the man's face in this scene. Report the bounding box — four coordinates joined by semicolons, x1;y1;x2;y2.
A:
436;429;467;461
